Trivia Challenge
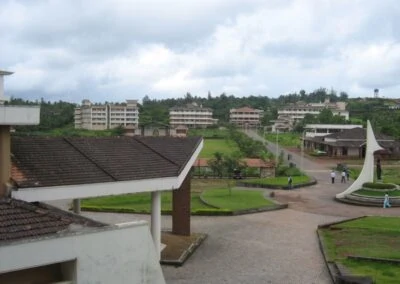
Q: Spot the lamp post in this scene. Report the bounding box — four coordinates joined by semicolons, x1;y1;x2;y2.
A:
275;129;279;166
301;130;306;172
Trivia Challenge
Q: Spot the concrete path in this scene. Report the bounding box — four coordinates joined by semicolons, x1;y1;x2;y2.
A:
49;130;400;284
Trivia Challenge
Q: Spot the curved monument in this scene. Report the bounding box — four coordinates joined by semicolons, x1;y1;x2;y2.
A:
336;120;383;198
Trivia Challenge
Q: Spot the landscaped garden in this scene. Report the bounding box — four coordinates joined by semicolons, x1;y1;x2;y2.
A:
319;216;400;283
239;175;311;188
81;179;277;215
263;132;301;147
199;139;239;158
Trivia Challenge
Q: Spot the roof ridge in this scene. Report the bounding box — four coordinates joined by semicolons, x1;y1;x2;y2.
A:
133;137;181;168
63;138;119;181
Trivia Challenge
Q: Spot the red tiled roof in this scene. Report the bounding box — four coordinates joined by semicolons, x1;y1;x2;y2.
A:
0;198;106;243
11;136;202;188
194;158;274;168
230;106;261;112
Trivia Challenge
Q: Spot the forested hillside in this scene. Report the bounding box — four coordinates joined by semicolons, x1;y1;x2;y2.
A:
6;88;400;138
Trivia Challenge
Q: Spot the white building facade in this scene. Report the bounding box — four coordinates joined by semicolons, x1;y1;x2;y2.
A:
169;103;217;128
74;99;139;131
229;106;263;128
272;98;349;132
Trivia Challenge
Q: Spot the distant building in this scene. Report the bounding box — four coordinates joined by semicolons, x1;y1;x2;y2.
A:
271;98;349;132
169;103;217;128
229;106;263;128
74;99;139;131
135;123;188;137
303;127;400;158
304;124;363;138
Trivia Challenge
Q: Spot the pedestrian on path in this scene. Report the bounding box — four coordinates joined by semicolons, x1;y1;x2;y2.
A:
341;170;346;183
288;176;293;189
345;168;350;181
330;170;336;184
383;192;391;208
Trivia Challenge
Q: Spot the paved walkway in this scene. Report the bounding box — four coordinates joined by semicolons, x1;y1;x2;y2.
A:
50;131;400;283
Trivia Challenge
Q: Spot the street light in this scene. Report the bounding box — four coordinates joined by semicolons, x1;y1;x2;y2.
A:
275;129;279;166
301;129;306;172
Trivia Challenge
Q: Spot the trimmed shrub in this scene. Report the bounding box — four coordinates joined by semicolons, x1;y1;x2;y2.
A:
362;182;396;190
276;165;303;177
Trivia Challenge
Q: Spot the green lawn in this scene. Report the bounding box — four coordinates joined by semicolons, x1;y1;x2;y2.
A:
320;216;400;283
199;139;239;158
188;128;229;139
264;132;301;147
81;179;277;215
201;188;274;210
241;175;311;186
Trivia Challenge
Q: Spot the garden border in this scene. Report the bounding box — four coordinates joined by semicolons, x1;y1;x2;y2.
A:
316;216;400;283
236;177;317;190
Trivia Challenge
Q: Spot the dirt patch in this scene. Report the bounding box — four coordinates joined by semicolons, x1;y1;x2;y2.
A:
161;231;206;263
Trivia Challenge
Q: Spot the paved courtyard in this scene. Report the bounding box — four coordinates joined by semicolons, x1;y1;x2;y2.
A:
50;131;400;283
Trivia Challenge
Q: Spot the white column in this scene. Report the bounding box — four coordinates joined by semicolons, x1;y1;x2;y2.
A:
151;191;161;259
73;199;81;214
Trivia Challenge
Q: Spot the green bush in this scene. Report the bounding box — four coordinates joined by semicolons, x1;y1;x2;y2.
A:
362;182;396;190
276;165;303;177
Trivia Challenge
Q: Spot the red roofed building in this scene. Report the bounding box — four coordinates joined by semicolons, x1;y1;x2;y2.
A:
229;106;263;128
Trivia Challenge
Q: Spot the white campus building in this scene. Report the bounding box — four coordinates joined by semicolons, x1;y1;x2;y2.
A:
74;99;139;131
169;103;217;128
271;98;349;132
229;106;263;128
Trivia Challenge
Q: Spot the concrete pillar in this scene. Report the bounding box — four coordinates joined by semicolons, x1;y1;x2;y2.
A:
73;199;81;214
172;174;191;236
0;125;10;197
151;191;161;259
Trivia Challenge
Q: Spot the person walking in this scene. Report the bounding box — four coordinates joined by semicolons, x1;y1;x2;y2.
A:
341;170;346;183
383;192;391;208
288;176;293;189
345;168;350;181
330;170;336;184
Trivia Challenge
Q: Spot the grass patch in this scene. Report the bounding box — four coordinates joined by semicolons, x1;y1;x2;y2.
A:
81;179;275;215
241;175;311;186
199;139;239;158
342;258;400;284
264;132;301;147
201;188;274;210
320;216;400;283
188;128;229;139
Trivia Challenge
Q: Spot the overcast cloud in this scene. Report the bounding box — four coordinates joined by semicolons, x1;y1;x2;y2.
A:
1;0;399;103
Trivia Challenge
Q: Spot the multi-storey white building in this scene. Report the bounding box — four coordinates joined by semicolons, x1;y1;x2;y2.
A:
229;106;263;128
169;103;217;128
75;99;139;131
271;98;349;132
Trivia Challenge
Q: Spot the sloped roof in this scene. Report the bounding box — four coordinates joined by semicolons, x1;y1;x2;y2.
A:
230;106;262;113
0;198;106;243
11;136;202;188
323;128;394;141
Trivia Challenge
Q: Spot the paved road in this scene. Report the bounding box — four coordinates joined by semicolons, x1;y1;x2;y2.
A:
50;130;400;284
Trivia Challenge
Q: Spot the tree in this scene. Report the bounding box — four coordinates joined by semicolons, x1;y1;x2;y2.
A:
208;152;225;178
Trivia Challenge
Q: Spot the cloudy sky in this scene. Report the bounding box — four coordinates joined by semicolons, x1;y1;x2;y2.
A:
1;0;399;103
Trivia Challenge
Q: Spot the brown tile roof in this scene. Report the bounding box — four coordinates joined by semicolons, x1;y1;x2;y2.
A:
11;136;202;188
230;106;262;113
195;158;274;168
0;198;106;243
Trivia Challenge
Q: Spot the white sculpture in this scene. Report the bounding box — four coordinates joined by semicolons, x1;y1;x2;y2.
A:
336;120;383;198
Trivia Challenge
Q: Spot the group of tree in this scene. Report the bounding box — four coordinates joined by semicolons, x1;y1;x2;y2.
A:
7;87;400;139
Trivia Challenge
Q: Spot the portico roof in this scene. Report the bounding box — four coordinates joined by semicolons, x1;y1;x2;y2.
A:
11;136;203;202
